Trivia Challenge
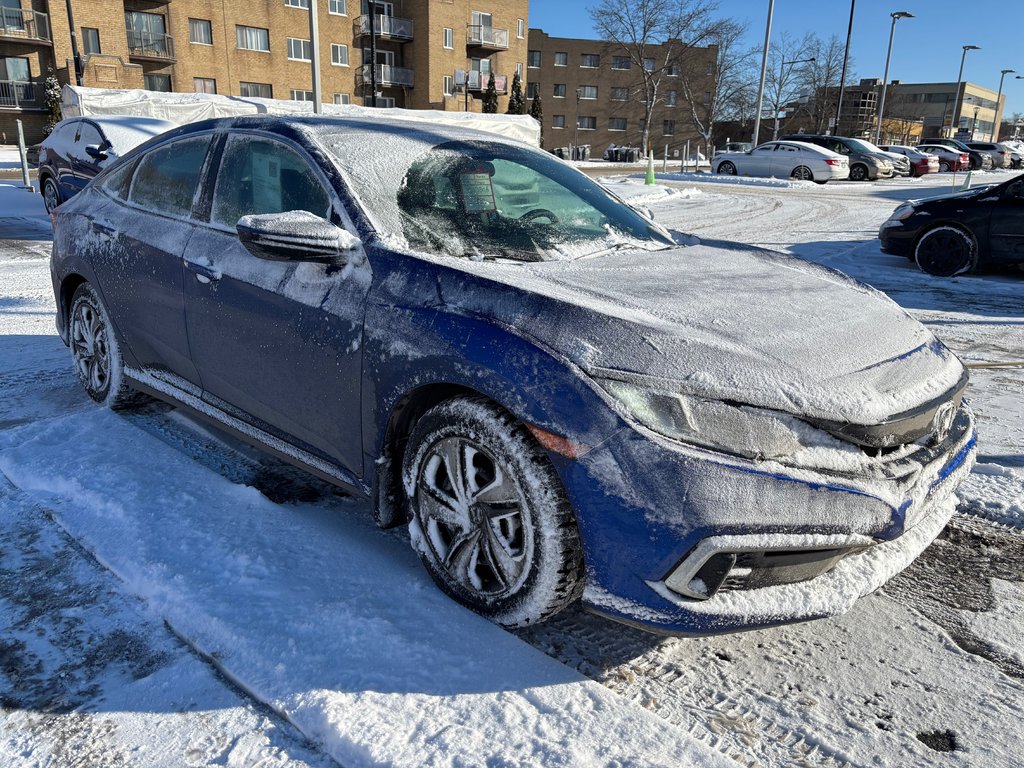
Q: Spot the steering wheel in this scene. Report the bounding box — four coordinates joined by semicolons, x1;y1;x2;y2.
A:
519;208;560;224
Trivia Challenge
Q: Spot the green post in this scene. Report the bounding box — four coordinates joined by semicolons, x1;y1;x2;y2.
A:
645;150;655;185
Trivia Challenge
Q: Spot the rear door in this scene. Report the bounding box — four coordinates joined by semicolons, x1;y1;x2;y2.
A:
769;144;800;177
182;132;369;473
988;180;1024;262
87;133;216;385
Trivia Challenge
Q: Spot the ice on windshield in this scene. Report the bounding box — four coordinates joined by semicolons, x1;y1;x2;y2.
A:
316;125;670;261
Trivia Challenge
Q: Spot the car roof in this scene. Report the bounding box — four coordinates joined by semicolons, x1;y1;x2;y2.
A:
56;115;179;151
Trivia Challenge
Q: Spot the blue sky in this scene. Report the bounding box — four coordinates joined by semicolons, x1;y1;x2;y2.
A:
530;0;1023;119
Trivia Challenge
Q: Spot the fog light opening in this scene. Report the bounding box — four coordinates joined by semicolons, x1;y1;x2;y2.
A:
687;552;737;599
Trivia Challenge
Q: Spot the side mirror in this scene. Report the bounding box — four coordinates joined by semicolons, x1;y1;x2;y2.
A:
84;144;107;160
236;211;361;264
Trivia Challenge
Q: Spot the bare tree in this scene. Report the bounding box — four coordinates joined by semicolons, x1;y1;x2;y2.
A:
679;18;756;151
761;32;813;140
794;34;848;134
589;0;722;154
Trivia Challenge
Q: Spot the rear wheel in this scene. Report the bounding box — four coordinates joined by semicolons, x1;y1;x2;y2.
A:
791;165;813;182
69;283;143;409
939;161;951;173
403;396;584;627
914;226;978;277
717;161;737;175
42;177;61;213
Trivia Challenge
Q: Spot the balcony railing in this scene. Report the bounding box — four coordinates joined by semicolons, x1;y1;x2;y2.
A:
354;14;413;40
466;25;508;49
0;79;41;109
464;71;507;94
359;64;414;88
0;7;50;42
126;29;175;60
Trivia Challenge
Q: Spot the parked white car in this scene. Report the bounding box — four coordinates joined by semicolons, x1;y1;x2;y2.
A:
713;141;850;184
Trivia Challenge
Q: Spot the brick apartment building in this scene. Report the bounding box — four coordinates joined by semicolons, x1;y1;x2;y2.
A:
1;0;529;142
526;28;717;158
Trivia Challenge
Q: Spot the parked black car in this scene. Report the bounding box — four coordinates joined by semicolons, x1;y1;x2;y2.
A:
920;138;994;171
37;115;176;213
779;134;896;180
879;173;1024;275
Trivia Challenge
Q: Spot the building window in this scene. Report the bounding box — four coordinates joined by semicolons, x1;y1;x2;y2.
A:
643;58;655;72
527;50;540;68
663;119;675;135
578;85;597;99
443;75;453;96
331;43;349;66
580;53;599;68
333;92;351;104
666;90;677;107
236;26;270;52
526;82;538;99
612;56;630;70
371;96;396;108
706;61;713;75
609;117;626;131
144;74;171;92
552;115;565;129
610;86;628;101
553;84;566;98
189;19;212;45
240;81;272;98
554;52;567;67
515;62;522;78
329;0;347;15
288;37;312;61
284;0;309;7
668;62;680;76
704;91;712;104
517;19;524;38
443;27;453;49
193;77;216;94
291;89;314;101
578;116;596;130
81;27;101;55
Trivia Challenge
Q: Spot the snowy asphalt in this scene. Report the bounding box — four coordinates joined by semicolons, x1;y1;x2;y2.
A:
1;172;1022;766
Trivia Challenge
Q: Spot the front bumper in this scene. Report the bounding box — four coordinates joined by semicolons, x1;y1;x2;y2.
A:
878;218;917;256
566;405;976;635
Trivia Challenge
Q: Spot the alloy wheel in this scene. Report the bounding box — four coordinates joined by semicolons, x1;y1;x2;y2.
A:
43;178;60;213
71;298;111;397
718;161;736;175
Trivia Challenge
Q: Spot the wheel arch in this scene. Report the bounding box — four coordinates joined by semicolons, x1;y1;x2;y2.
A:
57;272;89;342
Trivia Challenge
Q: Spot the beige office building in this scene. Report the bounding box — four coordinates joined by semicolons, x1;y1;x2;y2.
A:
2;0;529;142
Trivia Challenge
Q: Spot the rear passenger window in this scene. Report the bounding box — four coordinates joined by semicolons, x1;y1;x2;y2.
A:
129;135;213;218
210;136;330;229
98;160;136;200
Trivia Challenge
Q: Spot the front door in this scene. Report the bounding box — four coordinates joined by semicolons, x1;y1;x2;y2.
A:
182;133;369;473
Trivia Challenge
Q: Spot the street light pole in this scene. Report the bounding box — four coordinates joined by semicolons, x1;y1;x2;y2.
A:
308;0;322;113
751;0;775;147
773;57;816;140
991;69;1016;141
573;87;581;161
952;44;980;138
874;11;913;145
834;0;856;135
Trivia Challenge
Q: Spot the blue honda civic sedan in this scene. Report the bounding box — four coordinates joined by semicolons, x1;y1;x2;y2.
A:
50;116;976;635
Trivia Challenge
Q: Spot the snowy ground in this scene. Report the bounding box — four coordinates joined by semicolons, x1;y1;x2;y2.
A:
1;171;1022;766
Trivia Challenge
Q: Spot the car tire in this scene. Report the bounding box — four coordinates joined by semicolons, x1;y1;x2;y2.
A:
849;164;869;182
69;283;144;409
791;165;814;182
717;161;737;175
42;176;61;214
914;226;978;277
403;395;584;628
938;161;950;173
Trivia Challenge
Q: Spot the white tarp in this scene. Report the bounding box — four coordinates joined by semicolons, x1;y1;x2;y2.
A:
60;85;540;146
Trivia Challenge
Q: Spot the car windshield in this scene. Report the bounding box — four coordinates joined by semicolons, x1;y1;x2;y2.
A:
846;138;884;154
317;125;673;262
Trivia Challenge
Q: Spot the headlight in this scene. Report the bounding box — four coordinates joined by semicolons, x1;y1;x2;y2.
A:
888;204;916;222
598;379;803;460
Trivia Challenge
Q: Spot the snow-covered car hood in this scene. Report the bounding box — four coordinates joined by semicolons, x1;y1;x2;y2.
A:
909;185;998;205
438;244;965;425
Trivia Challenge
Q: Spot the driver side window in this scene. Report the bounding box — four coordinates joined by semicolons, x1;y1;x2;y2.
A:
211;136;330;229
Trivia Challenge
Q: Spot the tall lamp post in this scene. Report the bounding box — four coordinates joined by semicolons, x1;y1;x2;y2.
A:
573;88;581;161
874;11;913;145
751;0;775;147
951;44;980;137
991;69;1016;141
835;0;856;135
773;57;816;140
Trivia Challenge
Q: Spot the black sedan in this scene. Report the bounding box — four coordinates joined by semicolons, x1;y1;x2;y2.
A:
879;173;1024;276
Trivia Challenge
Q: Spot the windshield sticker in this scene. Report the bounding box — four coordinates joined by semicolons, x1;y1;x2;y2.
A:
460;172;497;214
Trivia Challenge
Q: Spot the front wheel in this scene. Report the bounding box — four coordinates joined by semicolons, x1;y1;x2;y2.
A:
69;283;142;409
914;226;978;277
849;164;869;182
403;396;584;627
939;161;951;173
42;177;61;213
717;161;737;175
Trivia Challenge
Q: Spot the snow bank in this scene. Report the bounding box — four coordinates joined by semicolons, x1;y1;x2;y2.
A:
0;410;730;768
599;177;705;204
648;171;816;189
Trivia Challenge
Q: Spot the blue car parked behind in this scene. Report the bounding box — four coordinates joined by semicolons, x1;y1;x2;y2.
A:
50;115;976;635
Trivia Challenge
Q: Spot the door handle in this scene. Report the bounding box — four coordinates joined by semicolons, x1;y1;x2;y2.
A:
185;260;221;283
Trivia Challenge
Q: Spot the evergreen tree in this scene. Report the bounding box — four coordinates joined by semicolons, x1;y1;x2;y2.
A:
482;74;499;113
529;94;543;148
506;72;525;114
43;69;63;136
